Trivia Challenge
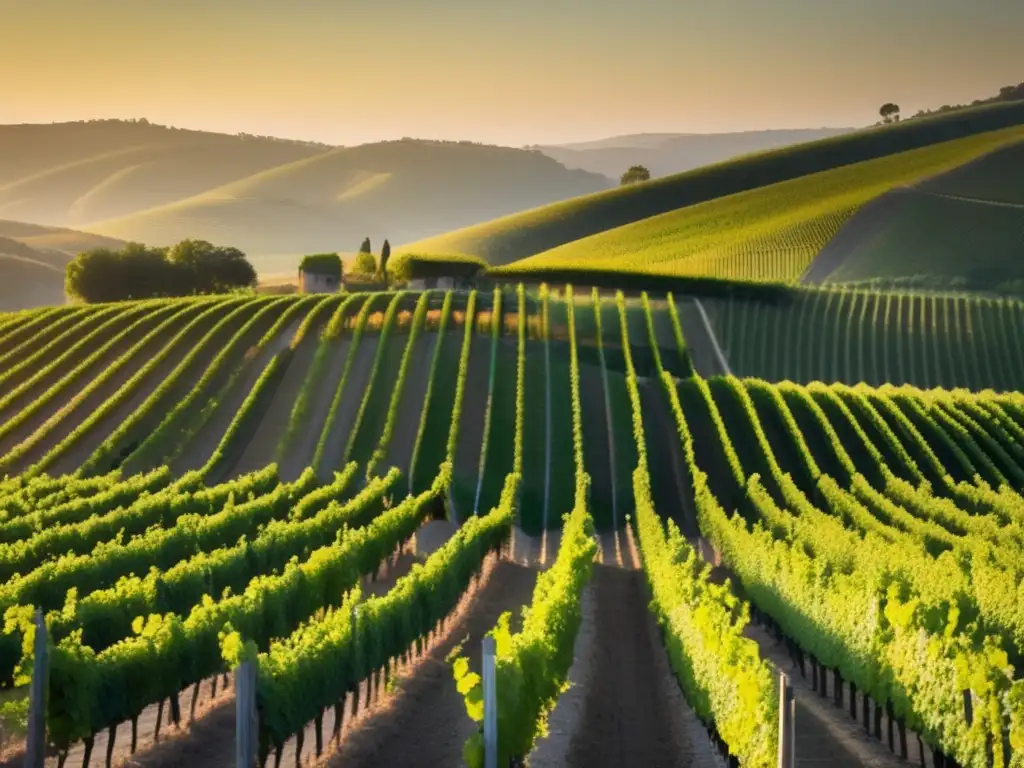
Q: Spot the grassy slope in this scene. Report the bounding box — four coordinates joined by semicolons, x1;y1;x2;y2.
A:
400;100;1024;266
816;141;1024;291
497;126;1024;283
917;140;1024;204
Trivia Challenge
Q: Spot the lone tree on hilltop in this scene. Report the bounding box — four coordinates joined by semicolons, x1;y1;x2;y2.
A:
379;239;391;286
359;236;372;254
879;103;901;124
620;165;651;186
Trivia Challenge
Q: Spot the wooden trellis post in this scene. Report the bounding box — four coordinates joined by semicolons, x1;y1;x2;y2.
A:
24;609;47;768
235;663;257;768
483;636;497;768
777;672;795;768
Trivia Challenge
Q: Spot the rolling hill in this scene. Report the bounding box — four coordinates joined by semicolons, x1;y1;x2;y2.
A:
498;126;1024;286
534;127;856;180
799;140;1024;292
0;230;79;310
402;100;1024;267
0;121;610;273
0;220;131;310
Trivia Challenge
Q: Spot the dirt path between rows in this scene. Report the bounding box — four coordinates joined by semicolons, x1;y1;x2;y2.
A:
171;318;302;475
0;668;240;768
560;530;716;768
229;327;321;478
746;623;923;768
316;336;380;480
0;311;172;458
3;322;198;476
325;557;539;768
377;334;438;479
452;336;492;520
0;310;93;397
0;308;146;426
674;298;730;378
279;338;351;481
640;381;700;539
579;360;615;527
45;306;259;478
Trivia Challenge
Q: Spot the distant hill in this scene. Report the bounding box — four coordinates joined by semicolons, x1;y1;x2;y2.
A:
404;100;1024;267
533;128;856;180
0;234;70;311
0;219;126;255
0;219;129;311
0;120;610;272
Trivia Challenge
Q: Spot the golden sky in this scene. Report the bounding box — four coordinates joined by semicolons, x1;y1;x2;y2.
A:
1;0;1021;146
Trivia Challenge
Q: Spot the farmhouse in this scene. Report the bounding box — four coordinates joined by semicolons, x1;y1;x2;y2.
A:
395;253;486;291
298;253;343;294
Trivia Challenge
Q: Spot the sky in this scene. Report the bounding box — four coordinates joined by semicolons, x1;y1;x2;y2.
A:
1;0;1022;147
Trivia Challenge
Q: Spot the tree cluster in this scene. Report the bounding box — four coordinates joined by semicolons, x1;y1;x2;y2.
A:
351;237;392;285
887;82;1024;122
66;239;257;303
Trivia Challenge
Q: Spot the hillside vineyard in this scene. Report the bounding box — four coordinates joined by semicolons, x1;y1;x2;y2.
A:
2;289;1024;767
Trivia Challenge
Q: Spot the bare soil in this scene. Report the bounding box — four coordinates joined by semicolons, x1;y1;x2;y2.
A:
279;338;351;481
323;558;539;768
229;325;322;478
44;305;259;477
171;318;301;475
315;335;380;480
377;334;438;478
639;381;700;540
579;360;615;528
0;310;172;458
564;554;714;768
451;336;493;520
0;308;114;400
746;623;923;768
0;309;92;396
673;298;729;378
0;670;240;768
2;316;201;476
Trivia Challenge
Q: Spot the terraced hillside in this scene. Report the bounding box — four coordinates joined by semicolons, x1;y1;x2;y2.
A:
804;140;1024;292
498;128;1024;285
1;290;1024;768
402;100;1024;266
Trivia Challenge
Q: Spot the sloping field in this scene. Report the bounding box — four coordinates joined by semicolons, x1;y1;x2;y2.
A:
917;140;1024;204
801;141;1024;291
402;100;1024;265
5;289;1024;768
495;127;1024;284
699;285;1024;390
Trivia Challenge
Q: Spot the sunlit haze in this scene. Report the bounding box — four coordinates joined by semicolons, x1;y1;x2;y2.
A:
2;0;1022;146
